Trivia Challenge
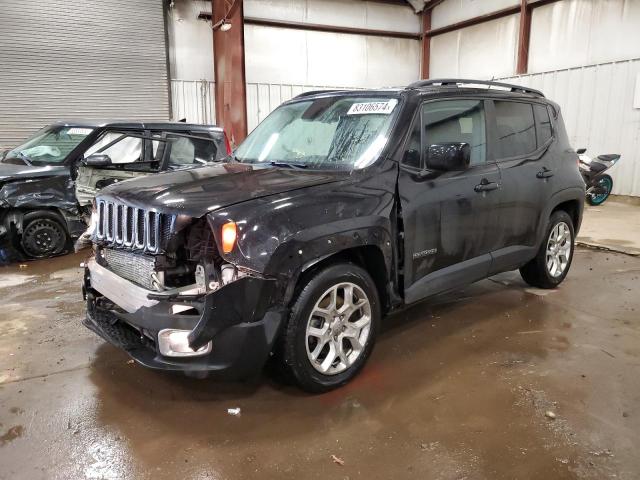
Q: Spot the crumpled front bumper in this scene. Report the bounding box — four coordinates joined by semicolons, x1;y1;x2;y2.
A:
83;258;286;379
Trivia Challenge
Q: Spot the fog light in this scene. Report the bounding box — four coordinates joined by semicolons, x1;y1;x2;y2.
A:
158;329;212;357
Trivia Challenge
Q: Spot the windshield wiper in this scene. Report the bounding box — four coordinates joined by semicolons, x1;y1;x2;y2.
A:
270;161;308;169
17;151;33;166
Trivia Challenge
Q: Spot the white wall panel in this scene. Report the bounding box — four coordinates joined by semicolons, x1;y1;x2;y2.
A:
245;25;420;88
501;59;640;197
244;0;421;33
431;0;518;29
167;0;214;81
529;0;640;73
430;14;519;79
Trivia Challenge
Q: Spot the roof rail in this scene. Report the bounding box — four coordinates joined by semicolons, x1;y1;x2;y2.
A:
293;89;343;99
408;78;544;97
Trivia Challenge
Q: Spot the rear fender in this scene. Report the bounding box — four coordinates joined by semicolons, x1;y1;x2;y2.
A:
535;187;585;246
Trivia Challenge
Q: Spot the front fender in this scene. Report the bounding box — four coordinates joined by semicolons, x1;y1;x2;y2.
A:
206;176;397;299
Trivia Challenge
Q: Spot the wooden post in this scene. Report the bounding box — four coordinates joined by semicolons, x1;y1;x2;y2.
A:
212;0;247;145
516;0;531;74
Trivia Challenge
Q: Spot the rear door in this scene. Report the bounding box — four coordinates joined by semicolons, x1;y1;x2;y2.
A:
398;98;503;304
489;100;555;272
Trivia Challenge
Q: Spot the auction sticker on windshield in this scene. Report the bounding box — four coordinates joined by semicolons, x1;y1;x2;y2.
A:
347;99;398;115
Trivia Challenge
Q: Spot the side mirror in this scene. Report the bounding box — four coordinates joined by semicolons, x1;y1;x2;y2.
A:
0;149;7;161
576;148;586;154
426;143;470;171
82;154;112;167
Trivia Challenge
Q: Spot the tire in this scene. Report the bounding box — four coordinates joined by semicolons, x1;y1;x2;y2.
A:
587;174;613;206
281;263;381;393
20;213;69;259
520;210;575;289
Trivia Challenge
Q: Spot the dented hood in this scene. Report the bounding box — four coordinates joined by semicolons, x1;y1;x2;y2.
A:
0;163;68;183
99;162;346;217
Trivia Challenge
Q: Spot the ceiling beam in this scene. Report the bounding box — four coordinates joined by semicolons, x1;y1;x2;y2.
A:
425;0;562;38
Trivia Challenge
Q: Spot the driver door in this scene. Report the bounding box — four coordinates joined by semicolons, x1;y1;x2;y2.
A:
398;98;503;304
75;130;152;206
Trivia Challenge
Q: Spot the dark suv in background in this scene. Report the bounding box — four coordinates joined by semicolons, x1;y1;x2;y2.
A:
0;121;228;260
82;79;584;392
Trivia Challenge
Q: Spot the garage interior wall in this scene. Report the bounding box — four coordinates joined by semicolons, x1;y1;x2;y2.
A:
167;0;421;131
429;0;640;197
0;0;170;150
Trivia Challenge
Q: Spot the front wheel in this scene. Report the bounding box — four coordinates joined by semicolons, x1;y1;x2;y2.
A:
281;263;381;393
520;210;575;289
587;174;613;206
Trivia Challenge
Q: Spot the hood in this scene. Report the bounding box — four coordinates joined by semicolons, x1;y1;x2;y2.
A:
99;162;347;217
0;163;68;183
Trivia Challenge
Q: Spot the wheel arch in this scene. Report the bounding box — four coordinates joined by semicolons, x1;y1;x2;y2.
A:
286;244;392;315
536;188;584;247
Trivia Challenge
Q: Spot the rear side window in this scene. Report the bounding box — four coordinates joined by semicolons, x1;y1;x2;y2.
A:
494;101;536;158
534;104;552;146
422;99;486;166
167;134;218;166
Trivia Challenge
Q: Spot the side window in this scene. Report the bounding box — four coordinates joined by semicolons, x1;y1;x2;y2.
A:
402;114;422;169
534;104;552;146
422;99;486;166
167;134;218;166
494;101;536;158
84;131;142;164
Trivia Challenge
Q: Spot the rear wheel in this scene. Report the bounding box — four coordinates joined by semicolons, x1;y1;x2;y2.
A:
520;210;575;289
281;263;381;393
587;174;613;206
20;213;69;259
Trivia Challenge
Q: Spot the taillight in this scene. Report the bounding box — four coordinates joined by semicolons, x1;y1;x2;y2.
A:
221;222;237;253
224;131;232;155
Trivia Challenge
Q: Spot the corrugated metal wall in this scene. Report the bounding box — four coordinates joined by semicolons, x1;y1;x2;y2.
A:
0;0;170;149
500;59;640;197
170;80;216;125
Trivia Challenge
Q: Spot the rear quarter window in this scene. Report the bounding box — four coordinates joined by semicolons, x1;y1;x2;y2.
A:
533;104;553;146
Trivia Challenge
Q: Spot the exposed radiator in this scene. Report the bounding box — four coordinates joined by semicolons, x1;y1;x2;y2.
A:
102;248;157;290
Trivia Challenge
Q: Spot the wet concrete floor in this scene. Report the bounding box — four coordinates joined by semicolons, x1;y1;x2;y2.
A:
0;248;639;479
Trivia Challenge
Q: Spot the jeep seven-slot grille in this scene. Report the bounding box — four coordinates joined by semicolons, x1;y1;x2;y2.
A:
96;199;165;253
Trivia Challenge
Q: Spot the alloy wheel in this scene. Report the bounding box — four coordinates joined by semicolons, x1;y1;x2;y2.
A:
545;221;572;278
305;282;372;375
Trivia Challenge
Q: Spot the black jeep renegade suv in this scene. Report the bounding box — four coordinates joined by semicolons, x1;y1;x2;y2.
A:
82;79;585;392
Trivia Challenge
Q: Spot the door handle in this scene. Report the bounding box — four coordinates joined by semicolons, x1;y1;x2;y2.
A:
536;167;554;179
474;180;499;193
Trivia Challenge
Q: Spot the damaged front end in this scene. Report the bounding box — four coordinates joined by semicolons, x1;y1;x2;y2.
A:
83;198;287;378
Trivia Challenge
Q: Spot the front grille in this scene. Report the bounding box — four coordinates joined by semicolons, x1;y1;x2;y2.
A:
96;199;167;253
102;248;156;290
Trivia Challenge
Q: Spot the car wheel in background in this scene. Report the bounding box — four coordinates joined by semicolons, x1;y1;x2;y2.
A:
20;212;69;259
